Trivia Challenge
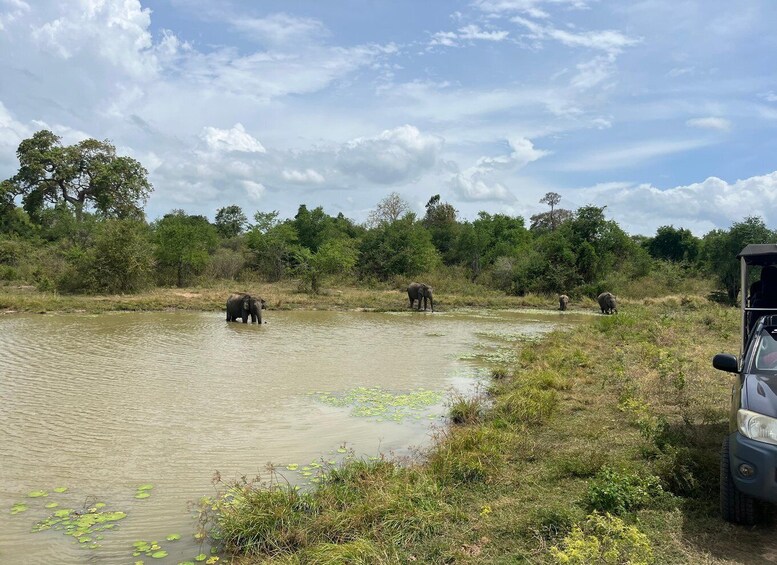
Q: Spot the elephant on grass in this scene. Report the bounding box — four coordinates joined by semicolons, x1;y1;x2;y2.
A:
559;295;569;311
597;292;617;315
226;293;267;323
407;282;434;312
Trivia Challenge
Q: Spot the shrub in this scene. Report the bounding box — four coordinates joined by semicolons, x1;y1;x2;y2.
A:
550;512;654;564
206;247;245;280
583;468;663;515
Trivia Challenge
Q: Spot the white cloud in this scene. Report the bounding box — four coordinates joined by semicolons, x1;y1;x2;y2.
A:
686;117;731;131
512;16;639;55
242;180;266;203
281;168;326;184
561;138;714;171
577;172;777;235
761;91;777;103
430;24;509;47
477;136;548;170
570;55;617;90
231;13;328;46
336;125;442;184
474;0;589;17
199;124;266;153
450;172;514;202
29;0;160;78
0;0;29;31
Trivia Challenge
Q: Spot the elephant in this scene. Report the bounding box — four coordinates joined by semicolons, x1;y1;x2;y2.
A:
226;293;267;323
407;282;434;312
559;294;569;311
597;291;617;315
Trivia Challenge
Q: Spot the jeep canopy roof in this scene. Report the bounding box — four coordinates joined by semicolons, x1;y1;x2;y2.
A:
738;244;777;265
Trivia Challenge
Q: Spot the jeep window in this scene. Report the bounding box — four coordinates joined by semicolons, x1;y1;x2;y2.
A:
755;328;777;371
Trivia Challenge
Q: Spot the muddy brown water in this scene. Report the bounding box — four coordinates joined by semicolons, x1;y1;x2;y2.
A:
0;309;577;564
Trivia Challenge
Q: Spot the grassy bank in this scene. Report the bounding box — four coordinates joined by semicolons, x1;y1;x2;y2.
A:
197;299;775;564
0;280;596;314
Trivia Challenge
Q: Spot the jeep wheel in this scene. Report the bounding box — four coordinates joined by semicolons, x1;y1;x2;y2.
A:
721;438;757;525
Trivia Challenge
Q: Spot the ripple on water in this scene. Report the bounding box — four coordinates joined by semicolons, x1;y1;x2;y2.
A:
0;309;566;565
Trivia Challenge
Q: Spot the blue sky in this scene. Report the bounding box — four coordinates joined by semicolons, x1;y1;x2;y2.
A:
1;0;777;235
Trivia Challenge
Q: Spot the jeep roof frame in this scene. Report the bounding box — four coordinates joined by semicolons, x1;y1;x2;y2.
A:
737;244;777;358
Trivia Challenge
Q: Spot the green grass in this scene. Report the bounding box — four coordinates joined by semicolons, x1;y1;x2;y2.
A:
199;299;777;564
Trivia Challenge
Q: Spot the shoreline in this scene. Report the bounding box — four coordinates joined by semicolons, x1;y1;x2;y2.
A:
0;282;590;315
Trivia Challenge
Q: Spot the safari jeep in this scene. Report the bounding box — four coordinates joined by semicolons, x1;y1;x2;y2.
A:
713;244;777;524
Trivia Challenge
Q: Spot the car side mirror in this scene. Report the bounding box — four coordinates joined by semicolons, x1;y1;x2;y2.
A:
713;353;739;373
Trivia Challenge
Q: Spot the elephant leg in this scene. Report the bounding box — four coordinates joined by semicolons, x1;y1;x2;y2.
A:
251;313;257;323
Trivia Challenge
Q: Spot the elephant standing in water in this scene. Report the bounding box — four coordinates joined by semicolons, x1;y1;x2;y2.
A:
559;294;569;311
597;292;617;315
407;282;434;312
226;293;267;323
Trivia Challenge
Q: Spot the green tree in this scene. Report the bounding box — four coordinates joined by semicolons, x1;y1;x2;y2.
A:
87;219;154;293
295;238;359;293
358;215;440;280
538;191;563;231
153;211;218;287
647;225;700;263
701;216;775;303
4;130;152;222
293;205;336;252
214;205;247;239
244;212;301;281
423;194;459;262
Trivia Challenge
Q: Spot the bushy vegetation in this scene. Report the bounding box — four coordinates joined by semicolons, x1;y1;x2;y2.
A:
2;130;775;301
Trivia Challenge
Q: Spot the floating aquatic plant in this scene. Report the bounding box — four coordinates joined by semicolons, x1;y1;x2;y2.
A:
53;487;68;493
11;502;28;514
27;490;47;498
134;484;154;499
32;507;127;549
314;387;444;423
166;533;181;541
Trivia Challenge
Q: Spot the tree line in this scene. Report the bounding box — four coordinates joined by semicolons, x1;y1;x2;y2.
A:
0;130;773;302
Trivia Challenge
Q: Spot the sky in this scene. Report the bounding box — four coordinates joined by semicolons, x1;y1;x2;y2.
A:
1;0;777;236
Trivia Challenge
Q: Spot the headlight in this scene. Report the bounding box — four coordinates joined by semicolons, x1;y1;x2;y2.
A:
738;409;777;445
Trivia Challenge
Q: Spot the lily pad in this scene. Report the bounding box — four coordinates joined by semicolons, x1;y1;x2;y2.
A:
166;533;181;541
27;490;48;498
195;554;208;562
11;502;28;515
53;487;68;493
286;464;299;471
137;484;154;491
45;502;59;509
134;492;151;499
151;550;168;558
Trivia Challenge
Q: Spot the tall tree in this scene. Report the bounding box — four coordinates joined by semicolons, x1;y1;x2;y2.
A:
423;194;459;261
647;225;700;263
539;191;562;230
366;192;411;227
701;216;775;304
4;130;152;222
214;205;247;239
